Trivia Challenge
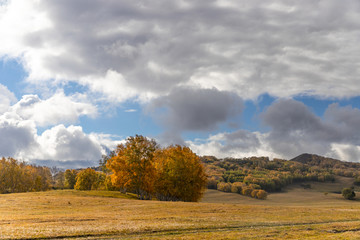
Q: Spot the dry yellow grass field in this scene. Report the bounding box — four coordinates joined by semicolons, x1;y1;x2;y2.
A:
1;180;360;239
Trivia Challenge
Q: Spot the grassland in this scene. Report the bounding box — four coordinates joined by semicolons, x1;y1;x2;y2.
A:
1;178;360;239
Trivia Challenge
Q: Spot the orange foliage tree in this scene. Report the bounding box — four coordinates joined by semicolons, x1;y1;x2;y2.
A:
107;135;158;200
154;145;207;202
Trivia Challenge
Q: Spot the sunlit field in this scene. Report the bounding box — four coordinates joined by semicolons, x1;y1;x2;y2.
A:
1;182;360;240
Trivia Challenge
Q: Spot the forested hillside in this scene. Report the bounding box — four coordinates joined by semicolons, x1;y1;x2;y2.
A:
202;154;360;199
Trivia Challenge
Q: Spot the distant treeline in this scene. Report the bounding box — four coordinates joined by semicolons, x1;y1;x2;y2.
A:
202;154;360;199
0;157;52;194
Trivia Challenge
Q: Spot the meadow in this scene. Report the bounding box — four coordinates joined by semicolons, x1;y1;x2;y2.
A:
1;178;360;240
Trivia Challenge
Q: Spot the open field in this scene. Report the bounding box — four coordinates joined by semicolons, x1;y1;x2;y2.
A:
1;179;360;239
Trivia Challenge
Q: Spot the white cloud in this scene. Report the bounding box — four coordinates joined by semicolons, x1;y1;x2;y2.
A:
0;89;108;165
330;143;360;162
187;131;281;159
0;84;16;114
0;112;37;157
79;70;141;103
11;92;97;127
0;117;119;164
124;109;137;113
30;125;103;161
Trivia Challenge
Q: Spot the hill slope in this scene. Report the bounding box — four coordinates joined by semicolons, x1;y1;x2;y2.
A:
290;153;360;169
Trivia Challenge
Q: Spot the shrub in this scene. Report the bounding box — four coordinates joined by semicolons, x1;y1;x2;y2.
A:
231;182;243;194
241;186;253;196
256;190;268;200
217;182;232;192
342;187;356;200
251;189;259;198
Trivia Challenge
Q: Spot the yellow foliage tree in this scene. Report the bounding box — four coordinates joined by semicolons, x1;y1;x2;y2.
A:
64;169;77;189
256;189;268;200
107;135;158;200
0;157;52;194
154;145;207;202
74;168;99;190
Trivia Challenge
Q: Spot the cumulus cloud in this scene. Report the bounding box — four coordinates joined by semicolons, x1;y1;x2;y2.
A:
0;84;16;113
262;99;360;160
188;99;360;162
31;125;103;162
0;114;37;157
187;130;280;159
147;87;243;144
0;90;109;166
1;0;360;101
0;119;119;166
11;92;97;127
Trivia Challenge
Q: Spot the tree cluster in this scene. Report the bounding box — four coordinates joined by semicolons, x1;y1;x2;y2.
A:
54;168;108;191
106;135;207;202
0;157;52;194
217;181;267;199
202;155;343;196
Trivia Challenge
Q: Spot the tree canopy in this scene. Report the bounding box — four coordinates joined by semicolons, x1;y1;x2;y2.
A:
106;135;207;202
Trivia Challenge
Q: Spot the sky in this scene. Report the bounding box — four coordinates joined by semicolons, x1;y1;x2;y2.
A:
0;0;360;168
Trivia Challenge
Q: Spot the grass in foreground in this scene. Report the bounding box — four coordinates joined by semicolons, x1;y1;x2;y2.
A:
0;188;360;239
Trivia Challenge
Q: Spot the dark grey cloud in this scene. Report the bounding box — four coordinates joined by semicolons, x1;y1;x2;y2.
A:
148;87;243;143
220;130;260;153
324;103;360;144
262;99;360;159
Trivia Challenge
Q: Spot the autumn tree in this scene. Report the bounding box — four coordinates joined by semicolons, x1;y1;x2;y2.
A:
217;182;232;192
64;169;77;189
231;182;245;194
0;157;52;193
74;168;99;190
54;171;65;189
107;135;158;200
99;150;115;174
154;145;207;202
